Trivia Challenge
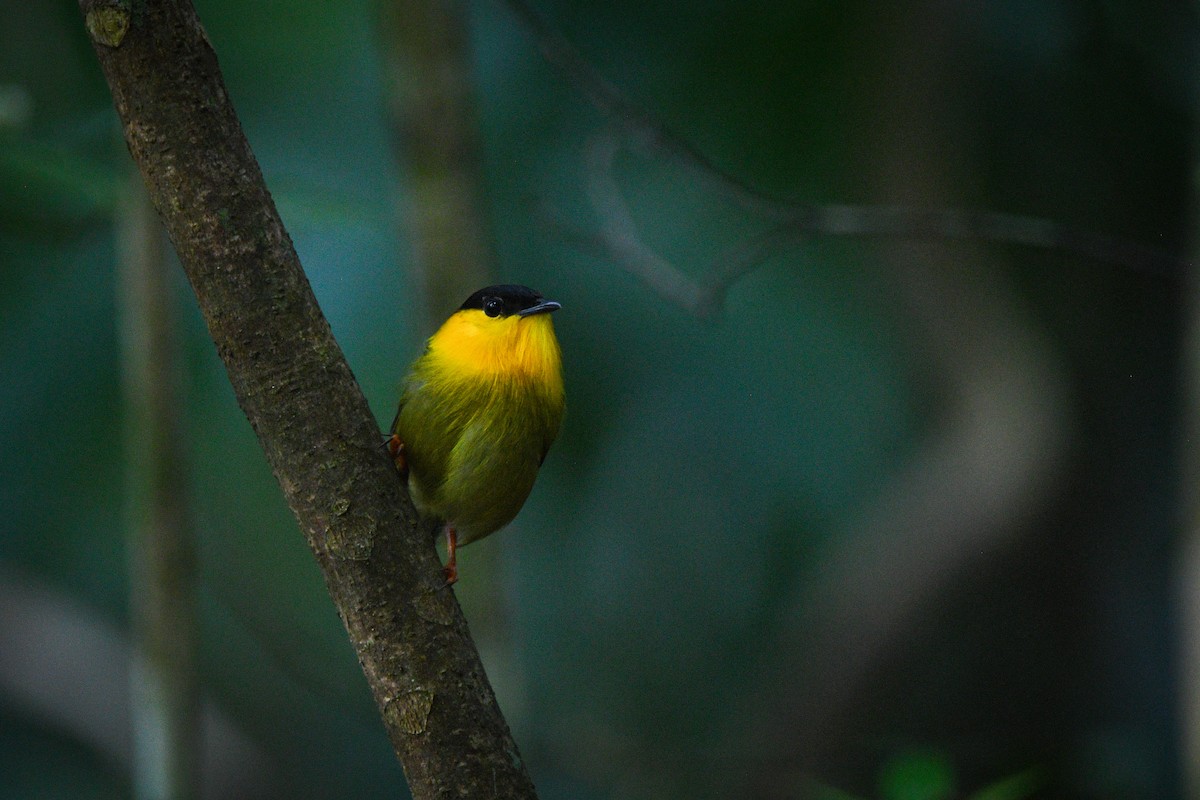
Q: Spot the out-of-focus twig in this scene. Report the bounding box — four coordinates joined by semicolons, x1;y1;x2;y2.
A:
1176;110;1200;800
504;0;785;219
577;133;706;313
508;0;1186;315
117;170;199;800
540;133;808;317
568;128;1183;318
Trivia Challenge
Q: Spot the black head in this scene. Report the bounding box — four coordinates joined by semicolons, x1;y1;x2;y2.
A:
460;285;561;319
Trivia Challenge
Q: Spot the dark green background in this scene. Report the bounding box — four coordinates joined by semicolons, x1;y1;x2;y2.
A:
0;1;1191;798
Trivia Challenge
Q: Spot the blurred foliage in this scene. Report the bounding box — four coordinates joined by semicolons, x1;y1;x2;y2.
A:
0;706;127;799
808;749;1041;800
0;1;1193;799
878;750;957;800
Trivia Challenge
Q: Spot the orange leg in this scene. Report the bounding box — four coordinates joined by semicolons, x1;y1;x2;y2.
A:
386;434;407;474
443;526;458;586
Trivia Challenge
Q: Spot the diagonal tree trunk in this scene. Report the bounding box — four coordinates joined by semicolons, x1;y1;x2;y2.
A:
78;1;537;797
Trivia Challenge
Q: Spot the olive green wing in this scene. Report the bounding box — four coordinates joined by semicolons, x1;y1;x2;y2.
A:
393;373;476;511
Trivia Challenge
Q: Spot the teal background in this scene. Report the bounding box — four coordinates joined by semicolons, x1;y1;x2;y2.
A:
0;1;1192;798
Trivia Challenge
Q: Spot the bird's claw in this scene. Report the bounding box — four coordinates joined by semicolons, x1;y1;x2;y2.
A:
386;434;407;474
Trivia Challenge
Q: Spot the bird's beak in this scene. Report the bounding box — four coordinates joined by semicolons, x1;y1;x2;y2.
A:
517;300;562;317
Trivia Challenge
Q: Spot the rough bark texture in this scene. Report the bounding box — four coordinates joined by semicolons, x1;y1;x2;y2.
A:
79;1;537;797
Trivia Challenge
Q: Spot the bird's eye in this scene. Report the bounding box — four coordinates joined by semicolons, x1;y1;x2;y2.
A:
483;297;504;318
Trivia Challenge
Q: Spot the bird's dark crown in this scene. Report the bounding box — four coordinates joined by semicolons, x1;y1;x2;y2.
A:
460;285;547;317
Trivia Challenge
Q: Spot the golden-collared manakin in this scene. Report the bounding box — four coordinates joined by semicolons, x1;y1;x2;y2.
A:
389;285;564;584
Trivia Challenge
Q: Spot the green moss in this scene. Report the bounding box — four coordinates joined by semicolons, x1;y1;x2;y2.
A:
85;5;130;48
389;689;434;735
412;589;454;626
327;517;374;561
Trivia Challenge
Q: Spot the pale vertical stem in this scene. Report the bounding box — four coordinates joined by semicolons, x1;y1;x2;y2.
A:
1184;516;1200;797
1180;53;1200;794
379;0;492;327
117;170;200;800
1181;196;1200;800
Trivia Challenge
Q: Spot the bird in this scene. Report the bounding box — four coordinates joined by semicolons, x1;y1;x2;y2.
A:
388;284;564;584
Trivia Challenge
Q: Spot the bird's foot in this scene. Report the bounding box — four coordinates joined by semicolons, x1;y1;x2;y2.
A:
442;526;458;586
386;434;407;474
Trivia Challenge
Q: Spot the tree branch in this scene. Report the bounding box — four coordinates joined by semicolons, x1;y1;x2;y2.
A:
509;0;1186;315
565;132;1182;317
78;1;537;797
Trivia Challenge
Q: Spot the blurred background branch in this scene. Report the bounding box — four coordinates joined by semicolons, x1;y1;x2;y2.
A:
378;0;491;328
1178;93;1200;799
509;0;1184;320
117;168;199;800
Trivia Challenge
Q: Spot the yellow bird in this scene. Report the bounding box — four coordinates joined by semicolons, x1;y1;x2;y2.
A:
389;285;564;584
